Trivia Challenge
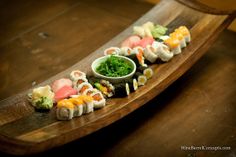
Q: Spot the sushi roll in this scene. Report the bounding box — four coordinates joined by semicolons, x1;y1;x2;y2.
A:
83;88;99;96
164;37;181;55
170;32;186;48
69;98;83;117
81;95;94;114
176;26;191;43
155;43;174;62
139;67;153;79
91;91;106;109
113;83;130;97
76;82;93;94
133;47;147;67
73;77;88;89
127;78;138;92
104;47;120;55
120;47;132;56
134;72;147;86
70;70;86;81
143;45;158;63
56;99;74;120
100;80;115;97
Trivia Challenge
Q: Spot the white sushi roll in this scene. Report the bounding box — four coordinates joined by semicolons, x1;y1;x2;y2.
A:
70;70;86;81
120;47;132;56
143;68;153;79
76;82;93;94
104;47;120;56
176;26;191;43
73;77;88;89
138;75;147;86
69;98;84;117
156;44;174;62
172;46;181;55
83;88;99;96
91;92;106;109
143;45;158;63
133;26;145;38
56;100;74;120
133;46;147;67
82;96;94;114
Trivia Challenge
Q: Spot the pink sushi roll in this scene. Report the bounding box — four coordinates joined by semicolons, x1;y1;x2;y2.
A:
121;35;141;48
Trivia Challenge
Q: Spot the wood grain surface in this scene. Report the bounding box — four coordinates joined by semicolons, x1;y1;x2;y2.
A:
0;0;235;155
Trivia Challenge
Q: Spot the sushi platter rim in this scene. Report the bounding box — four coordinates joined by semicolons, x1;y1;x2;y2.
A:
91;55;137;82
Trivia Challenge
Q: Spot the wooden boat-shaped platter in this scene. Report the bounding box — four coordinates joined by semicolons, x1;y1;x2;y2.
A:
0;0;235;155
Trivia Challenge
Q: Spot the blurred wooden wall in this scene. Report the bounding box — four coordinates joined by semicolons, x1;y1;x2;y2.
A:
144;0;236;31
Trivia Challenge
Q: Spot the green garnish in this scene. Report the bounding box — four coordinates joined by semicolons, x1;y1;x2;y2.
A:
33;96;53;110
151;24;168;39
96;55;133;77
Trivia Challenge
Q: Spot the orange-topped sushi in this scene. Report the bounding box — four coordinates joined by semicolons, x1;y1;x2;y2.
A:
175;26;191;43
69;97;84;117
56;99;75;120
164;37;181;55
170;32;186;48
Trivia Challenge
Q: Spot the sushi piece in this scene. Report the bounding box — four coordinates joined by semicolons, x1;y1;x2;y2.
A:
133;47;147;67
91;91;106;109
138;67;154;79
121;35;141;48
152;41;173;62
70;70;86;81
164;37;181;55
69;98;83;117
76;82;93;94
176;26;191;43
56;99;74;120
136;37;154;48
104;47;120;55
54;85;77;102
73;77;88;89
51;78;73;93
94;81;113;98
113;83;130;97
83;88;99;96
100;80;115;97
81;95;94;114
120;47;132;56
134;72;147;86
143;45;158;63
127;78;138;92
144;27;153;38
170;32;186;48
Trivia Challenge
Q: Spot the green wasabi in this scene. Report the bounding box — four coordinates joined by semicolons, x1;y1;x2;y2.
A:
151;24;168;39
33;96;53;110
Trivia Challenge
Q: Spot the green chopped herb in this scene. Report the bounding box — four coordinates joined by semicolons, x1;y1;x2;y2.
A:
96;55;133;77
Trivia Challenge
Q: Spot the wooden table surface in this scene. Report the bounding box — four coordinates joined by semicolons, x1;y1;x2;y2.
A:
0;0;235;156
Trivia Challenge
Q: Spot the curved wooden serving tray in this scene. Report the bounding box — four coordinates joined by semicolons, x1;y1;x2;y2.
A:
0;0;235;155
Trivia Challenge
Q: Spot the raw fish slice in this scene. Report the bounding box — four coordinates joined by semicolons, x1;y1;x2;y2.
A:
55;85;77;102
51;78;73;93
136;37;154;48
121;35;141;48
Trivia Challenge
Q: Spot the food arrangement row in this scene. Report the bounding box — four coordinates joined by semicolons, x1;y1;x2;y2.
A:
28;21;191;121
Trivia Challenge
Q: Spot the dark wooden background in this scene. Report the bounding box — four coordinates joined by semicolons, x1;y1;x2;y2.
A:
0;0;235;156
